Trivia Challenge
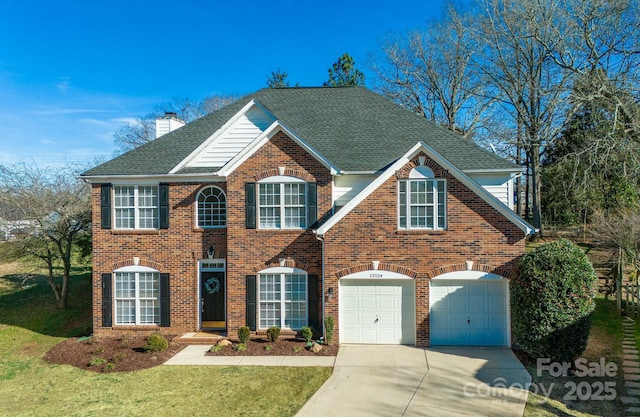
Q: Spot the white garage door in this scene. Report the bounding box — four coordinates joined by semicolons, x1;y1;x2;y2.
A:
430;278;508;346
340;279;415;344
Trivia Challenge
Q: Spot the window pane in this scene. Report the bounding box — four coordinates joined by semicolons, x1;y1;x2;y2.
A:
114;272;159;325
259;184;280;205
284;207;305;228
284;184;305;206
139;299;159;324
138;208;158;229
259;273;307;329
285;274;306;301
259;207;280;228
115;273;135;298
259;303;281;328
115;208;135;229
114;186;134;207
259;274;280;301
259;184;282;228
137;186;158;207
198;187;226;227
285;302;306;330
138;273;159;298
116;300;135;324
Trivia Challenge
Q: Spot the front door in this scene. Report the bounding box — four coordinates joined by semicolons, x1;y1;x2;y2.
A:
201;271;225;329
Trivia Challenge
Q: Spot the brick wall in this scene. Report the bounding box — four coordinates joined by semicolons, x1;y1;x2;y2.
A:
322;154;525;346
91;138;525;346
225;131;332;333
92;182;227;337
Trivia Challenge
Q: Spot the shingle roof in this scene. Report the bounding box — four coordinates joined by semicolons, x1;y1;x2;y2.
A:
82;87;517;177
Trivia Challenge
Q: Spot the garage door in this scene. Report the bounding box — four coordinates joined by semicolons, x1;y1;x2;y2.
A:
340;279;415;344
430;278;508;346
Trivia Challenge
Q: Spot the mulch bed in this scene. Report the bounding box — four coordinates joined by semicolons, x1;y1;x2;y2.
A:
44;335;337;373
44;336;185;373
206;337;338;356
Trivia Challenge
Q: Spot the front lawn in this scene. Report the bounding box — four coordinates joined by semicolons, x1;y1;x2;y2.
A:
0;261;331;417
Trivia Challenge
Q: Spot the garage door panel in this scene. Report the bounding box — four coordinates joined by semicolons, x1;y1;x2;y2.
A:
431;279;508;347
377;296;397;310
340;279;415;345
342;312;360;326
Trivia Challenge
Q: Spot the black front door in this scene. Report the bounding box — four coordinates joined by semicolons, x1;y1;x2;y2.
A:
201;271;225;329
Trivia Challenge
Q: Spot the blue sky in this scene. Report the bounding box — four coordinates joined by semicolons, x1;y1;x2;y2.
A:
0;1;443;167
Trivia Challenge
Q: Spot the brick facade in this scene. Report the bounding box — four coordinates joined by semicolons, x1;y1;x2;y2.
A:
91;134;524;346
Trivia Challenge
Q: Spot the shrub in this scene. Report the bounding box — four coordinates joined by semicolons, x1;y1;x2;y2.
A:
301;326;313;343
237;326;250;344
235;343;247;351
143;333;169;352
293;346;302;353
267;326;280;342
209;344;224;353
103;363;115;372
88;357;106;367
264;345;272;351
324;316;335;346
112;353;126;364
511;239;597;362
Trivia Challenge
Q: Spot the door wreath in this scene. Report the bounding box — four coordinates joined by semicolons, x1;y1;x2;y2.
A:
204;277;221;294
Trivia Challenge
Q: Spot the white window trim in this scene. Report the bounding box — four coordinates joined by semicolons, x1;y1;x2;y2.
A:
195;186;227;229
113;184;159;230
257;270;308;330
257;178;308;230
113;266;160;326
398;178;447;230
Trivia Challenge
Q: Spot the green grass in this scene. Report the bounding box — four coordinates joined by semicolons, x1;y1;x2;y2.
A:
0;261;331;417
523;298;624;417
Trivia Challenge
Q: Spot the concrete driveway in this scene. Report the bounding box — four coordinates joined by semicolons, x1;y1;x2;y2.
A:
296;345;531;417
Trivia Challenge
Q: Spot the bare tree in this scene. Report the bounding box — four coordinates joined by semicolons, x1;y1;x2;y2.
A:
371;5;492;138
542;0;640;139
0;163;91;309
114;94;238;154
469;0;574;233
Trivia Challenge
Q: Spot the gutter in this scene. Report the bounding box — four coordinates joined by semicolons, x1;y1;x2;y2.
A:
314;231;326;341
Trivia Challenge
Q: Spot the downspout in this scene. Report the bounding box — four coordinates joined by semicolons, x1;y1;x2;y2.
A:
315;231;325;341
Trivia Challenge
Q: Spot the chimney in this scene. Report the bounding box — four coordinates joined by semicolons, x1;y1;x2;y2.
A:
155;112;185;138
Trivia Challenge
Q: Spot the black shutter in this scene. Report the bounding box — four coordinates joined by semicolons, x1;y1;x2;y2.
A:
159;183;169;229
246;275;257;330
307;183;317;228
160;273;170;327
101;273;112;327
307;274;321;334
245;182;256;229
100;184;112;229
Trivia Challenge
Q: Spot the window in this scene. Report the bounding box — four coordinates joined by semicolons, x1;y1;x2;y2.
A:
399;167;446;230
114;185;158;229
197;186;226;228
258;273;307;329
114;271;160;325
258;182;307;229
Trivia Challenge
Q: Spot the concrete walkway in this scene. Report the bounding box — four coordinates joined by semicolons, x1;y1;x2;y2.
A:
297;345;531;417
622;317;640;414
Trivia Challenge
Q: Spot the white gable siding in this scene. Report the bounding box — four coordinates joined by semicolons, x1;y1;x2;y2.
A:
468;173;514;209
186;107;275;168
334;175;376;207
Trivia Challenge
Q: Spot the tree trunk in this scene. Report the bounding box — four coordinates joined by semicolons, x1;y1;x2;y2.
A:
530;142;543;237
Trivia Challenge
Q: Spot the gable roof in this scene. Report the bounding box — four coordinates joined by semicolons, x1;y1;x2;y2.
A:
315;141;536;235
82;87;518;177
